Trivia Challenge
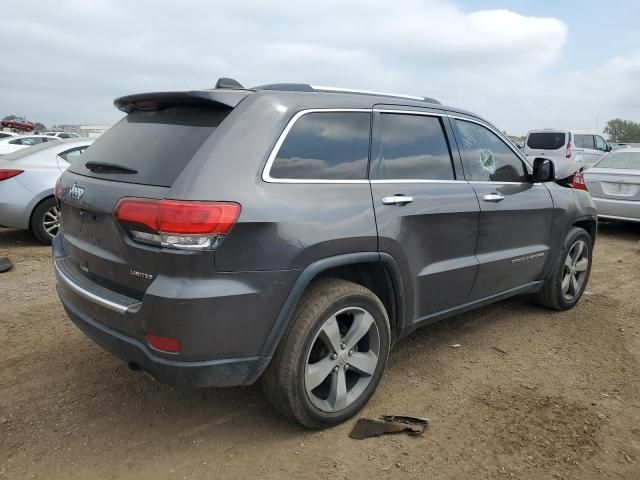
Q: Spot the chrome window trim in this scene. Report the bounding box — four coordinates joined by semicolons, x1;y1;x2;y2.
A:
262;109;533;185
371;179;467;184
469;180;542;186
262;108;372;184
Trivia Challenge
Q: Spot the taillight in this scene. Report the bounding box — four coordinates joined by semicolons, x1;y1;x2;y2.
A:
572;171;588;191
54;177;62;199
114;198;241;250
566;142;572;158
0;169;24;181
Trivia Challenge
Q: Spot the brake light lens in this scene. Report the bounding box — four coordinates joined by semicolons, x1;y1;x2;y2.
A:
114;198;241;250
566;142;572;158
572;171;588;191
54;177;62;198
145;333;182;353
0;169;24;181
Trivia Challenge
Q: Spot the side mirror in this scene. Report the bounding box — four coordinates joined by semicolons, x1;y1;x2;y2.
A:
532;157;555;182
606;144;612;152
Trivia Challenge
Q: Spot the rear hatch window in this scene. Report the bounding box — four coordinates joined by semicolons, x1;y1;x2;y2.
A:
69;106;228;186
526;132;566;150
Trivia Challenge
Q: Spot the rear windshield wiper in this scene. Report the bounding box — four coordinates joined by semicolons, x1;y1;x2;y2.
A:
84;161;138;174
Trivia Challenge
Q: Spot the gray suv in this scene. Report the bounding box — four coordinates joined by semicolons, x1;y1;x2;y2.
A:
53;79;597;429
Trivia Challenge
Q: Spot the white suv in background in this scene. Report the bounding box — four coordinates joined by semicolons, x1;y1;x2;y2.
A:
523;129;612;170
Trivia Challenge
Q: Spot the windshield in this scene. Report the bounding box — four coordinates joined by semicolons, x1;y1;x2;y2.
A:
526;132;566;150
595;151;640;170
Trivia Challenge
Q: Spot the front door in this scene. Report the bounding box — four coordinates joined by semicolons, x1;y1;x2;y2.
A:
370;108;480;322
449;116;554;300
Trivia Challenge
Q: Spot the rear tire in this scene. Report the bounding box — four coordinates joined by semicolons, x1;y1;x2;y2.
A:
30;197;60;245
262;278;390;429
536;227;592;310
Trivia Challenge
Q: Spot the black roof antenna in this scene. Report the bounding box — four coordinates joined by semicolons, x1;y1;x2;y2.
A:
215;78;244;89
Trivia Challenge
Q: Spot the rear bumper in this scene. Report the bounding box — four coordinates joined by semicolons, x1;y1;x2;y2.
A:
53;235;297;387
593;196;640;223
60;296;268;387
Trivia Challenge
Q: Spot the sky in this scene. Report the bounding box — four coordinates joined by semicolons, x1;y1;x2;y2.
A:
0;0;638;135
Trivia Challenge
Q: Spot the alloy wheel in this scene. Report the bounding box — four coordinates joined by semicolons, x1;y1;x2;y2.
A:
561;239;589;301
43;205;61;238
304;307;380;413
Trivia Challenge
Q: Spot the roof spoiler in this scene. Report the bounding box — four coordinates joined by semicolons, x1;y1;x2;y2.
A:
114;90;250;113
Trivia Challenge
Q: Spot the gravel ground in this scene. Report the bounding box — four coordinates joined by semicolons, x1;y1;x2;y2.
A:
1;222;639;480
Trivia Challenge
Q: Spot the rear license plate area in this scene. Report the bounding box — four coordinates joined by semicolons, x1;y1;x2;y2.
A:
601;182;635;197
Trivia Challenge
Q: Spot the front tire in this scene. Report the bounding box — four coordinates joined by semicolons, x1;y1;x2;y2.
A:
536;227;592;310
30;197;60;244
262;278;391;429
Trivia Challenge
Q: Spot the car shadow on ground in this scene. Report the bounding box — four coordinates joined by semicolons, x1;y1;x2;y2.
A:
597;219;640;240
50;295;537;442
0;228;42;248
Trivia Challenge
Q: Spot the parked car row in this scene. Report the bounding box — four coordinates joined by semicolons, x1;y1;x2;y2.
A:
0;135;60;155
575;148;640;223
523;129;612;169
0;138;93;242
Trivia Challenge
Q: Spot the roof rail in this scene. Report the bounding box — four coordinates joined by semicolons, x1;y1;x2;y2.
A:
253;83;315;92
251;83;441;104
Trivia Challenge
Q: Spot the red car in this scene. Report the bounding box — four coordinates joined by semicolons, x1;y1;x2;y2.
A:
1;119;35;132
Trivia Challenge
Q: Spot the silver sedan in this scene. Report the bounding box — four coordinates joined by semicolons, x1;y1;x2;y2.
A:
0;138;93;243
583;148;640;223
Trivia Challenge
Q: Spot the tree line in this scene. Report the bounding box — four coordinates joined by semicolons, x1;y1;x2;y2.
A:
604;119;640;143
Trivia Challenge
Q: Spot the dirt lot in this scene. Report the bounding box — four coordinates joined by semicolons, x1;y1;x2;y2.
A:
1;223;639;480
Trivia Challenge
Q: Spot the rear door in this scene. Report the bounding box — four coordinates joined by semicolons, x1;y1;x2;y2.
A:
370;107;480;321
576;134;599;164
449;116;554;299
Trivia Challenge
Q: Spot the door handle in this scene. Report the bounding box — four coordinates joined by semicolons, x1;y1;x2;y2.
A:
382;195;414;205
482;193;504;203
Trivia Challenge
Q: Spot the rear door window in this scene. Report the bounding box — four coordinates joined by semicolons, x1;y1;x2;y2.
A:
69;106;228;186
372;113;454;180
526;132;566;150
582;135;595;149
269;111;370;180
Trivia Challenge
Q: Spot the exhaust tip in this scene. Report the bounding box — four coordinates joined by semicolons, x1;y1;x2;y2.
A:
128;361;142;371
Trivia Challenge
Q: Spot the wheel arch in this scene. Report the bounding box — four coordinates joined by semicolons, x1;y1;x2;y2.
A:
258;252;406;362
28;191;56;231
572;216;597;245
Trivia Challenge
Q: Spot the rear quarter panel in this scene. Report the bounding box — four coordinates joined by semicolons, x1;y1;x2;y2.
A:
171;94;378;272
541;183;597;278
